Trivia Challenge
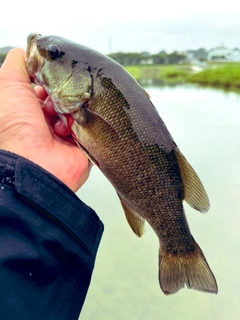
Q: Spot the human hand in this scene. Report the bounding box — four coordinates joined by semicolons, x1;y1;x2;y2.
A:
0;48;90;192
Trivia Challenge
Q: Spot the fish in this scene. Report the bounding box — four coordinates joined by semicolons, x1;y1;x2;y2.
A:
26;33;218;295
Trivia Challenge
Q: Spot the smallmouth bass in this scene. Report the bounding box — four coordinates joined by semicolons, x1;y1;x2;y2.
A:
26;33;218;295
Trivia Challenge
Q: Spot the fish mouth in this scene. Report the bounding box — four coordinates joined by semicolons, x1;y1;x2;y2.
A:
26;33;41;59
26;33;44;84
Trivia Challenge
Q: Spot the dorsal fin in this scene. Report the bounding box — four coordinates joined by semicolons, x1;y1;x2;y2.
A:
117;194;145;237
175;150;210;213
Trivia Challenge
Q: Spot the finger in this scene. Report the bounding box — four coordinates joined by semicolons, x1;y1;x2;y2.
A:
0;48;29;83
54;119;71;137
43;110;58;129
34;85;48;101
42;96;58;115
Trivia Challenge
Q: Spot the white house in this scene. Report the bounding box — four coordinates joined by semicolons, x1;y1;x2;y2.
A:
231;48;240;61
207;46;240;62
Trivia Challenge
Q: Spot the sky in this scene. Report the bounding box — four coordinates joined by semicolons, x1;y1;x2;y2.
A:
1;0;240;54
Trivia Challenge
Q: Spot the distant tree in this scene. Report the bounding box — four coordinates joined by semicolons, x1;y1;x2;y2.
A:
195;48;207;61
108;52;147;65
0;54;6;65
159;50;167;55
151;53;168;64
141;51;150;56
125;52;144;65
198;56;206;62
168;51;186;64
108;52;126;65
108;50;187;65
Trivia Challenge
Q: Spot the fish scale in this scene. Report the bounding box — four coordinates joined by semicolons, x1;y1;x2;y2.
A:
26;32;218;295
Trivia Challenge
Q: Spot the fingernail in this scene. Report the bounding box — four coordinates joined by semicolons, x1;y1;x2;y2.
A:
44;96;57;114
55;119;70;136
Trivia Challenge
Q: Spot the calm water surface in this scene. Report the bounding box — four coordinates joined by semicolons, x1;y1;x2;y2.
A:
78;85;240;320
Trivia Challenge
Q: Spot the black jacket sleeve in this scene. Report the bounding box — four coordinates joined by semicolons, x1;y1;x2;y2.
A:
0;150;104;320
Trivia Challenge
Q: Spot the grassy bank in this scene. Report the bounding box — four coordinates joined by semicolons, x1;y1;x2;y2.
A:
124;64;192;85
124;63;240;92
187;63;240;91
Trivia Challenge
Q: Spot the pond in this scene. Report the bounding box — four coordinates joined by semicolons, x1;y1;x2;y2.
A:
78;84;240;320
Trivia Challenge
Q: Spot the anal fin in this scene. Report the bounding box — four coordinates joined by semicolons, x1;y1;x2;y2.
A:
117;194;145;237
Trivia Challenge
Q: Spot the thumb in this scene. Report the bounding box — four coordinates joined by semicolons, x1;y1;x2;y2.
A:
0;48;47;151
0;48;29;84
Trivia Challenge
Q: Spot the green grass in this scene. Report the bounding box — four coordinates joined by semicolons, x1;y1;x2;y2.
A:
124;63;240;92
124;64;191;85
187;63;240;91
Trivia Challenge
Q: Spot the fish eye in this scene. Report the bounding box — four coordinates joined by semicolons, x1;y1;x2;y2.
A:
48;45;60;60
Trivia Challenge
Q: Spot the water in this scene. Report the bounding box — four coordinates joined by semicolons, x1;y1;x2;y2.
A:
78;84;240;320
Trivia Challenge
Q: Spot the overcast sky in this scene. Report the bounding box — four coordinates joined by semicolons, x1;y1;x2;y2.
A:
1;0;240;54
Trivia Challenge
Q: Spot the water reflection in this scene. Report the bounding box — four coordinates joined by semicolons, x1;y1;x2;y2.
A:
138;78;184;87
78;84;240;320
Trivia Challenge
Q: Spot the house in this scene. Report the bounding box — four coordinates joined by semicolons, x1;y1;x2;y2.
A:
231;48;240;61
207;46;240;62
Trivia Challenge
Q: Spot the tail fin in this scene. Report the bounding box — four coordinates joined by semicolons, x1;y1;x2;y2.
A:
159;239;218;295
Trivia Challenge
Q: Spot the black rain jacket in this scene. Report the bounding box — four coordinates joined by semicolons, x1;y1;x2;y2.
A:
0;150;104;320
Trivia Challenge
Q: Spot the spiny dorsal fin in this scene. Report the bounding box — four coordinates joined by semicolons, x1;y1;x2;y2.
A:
175;150;210;213
117;194;145;237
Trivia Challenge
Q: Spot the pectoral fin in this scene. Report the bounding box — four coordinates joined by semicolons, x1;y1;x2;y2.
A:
75;107;118;137
74;140;99;167
175;150;210;213
117;194;145;237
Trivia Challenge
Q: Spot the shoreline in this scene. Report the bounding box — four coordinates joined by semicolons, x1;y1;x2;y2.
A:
124;63;240;93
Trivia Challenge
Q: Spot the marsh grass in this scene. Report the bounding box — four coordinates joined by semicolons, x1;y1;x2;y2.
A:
187;63;240;91
124;64;191;84
124;63;240;92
